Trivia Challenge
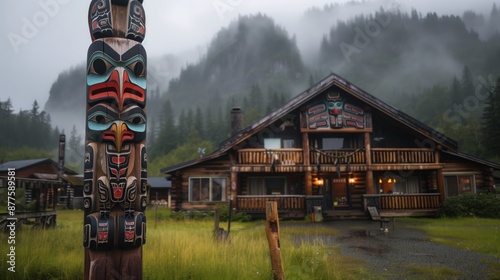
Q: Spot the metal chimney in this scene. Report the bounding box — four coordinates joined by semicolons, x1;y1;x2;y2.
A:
231;107;244;136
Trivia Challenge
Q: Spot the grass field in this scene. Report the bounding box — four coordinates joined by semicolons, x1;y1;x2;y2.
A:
0;209;499;279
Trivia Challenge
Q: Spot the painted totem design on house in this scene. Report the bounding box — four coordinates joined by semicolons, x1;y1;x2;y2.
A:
307;92;366;129
83;1;146;279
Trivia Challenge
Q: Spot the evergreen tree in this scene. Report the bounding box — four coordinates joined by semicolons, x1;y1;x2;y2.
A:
461;66;475;99
450;76;462;107
481;77;500;159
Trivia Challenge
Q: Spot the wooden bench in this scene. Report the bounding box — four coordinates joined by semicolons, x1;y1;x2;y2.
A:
367;206;391;232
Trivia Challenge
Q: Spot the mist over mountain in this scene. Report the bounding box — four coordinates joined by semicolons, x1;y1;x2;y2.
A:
41;2;500;164
165;14;307;115
315;7;500;101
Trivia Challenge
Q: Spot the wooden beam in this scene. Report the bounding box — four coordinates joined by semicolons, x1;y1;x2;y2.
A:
231;171;238;209
436;169;446;204
265;202;285;280
364;132;374;194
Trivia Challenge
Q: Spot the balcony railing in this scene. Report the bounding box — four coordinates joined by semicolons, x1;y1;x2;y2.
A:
364;194;441;210
237;195;307;212
371;148;435;164
237;148;436;166
238;149;303;165
310;149;365;164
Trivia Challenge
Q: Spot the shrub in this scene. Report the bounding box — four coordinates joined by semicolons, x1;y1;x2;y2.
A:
438;193;500;218
218;205;252;222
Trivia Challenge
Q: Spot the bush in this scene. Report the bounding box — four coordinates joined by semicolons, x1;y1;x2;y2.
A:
217;205;252;222
438;193;500;218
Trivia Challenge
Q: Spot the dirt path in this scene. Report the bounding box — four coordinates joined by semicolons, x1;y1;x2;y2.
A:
287;220;500;279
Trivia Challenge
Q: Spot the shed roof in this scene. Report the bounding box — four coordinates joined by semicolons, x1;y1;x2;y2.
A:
0;158;49;172
0;158;78;175
148;177;171;189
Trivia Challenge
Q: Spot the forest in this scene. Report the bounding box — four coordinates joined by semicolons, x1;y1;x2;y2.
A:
3;3;500;174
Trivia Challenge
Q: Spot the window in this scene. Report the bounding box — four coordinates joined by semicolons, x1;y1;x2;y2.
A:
393;176;420;194
444;174;475;197
283;139;295;148
322;138;344;149
264;138;281;149
189;177;227;202
248;177;286;195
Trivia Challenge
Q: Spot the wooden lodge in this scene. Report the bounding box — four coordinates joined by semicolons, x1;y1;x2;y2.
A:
161;73;500;219
0;158;79;229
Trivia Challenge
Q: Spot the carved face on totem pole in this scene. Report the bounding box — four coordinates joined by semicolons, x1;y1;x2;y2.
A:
84;0;147;278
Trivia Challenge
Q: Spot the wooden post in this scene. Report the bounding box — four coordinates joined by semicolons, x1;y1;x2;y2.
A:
364;132;374;194
436;169;446;204
265;201;285;280
213;208;220;238
84;1;147;279
302;132;313;196
155;192;158;229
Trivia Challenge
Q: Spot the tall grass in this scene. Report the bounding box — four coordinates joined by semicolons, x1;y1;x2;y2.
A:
5;210;496;279
0;209;368;279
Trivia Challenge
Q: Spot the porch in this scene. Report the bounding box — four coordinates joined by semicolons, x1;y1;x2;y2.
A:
235;193;441;219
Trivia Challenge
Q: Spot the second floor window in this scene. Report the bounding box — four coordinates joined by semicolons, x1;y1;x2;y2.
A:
323;138;344;149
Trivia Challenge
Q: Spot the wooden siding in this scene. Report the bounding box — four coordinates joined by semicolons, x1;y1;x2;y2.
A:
443;162;492;192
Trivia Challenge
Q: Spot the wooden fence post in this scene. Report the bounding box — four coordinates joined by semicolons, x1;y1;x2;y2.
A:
265;201;285;280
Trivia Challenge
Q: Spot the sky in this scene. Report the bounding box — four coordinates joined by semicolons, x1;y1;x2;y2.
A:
0;0;495;113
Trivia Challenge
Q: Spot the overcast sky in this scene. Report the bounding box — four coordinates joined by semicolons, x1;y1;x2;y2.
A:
0;0;495;113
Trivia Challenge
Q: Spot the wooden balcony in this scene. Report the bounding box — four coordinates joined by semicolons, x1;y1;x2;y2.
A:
371;148;435;164
237;148;436;167
238;149;303;165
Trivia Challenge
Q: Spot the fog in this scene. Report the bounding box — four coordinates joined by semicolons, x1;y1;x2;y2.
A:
0;0;496;129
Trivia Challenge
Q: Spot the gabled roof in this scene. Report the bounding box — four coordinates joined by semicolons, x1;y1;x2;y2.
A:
442;150;500;170
162;72;459;174
218;73;458;152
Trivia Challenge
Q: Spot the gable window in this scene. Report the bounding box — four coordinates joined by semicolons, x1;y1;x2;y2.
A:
189;177;227;202
322;138;344;149
264;138;281;149
283;139;295;148
444;174;475;197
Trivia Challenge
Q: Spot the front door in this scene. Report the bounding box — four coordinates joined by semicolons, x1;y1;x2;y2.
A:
332;177;348;208
321;176;351;210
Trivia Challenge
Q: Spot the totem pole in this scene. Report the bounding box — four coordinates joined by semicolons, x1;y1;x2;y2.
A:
83;1;147;279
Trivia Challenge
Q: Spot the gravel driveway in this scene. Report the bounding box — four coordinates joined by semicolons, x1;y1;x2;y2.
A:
287;219;500;279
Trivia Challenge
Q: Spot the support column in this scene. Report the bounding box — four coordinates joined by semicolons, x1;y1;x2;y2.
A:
230;171;238;209
436;169;446;204
302;132;313;195
364;132;374;194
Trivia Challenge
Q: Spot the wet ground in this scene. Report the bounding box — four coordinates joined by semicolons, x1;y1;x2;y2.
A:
286;219;500;279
